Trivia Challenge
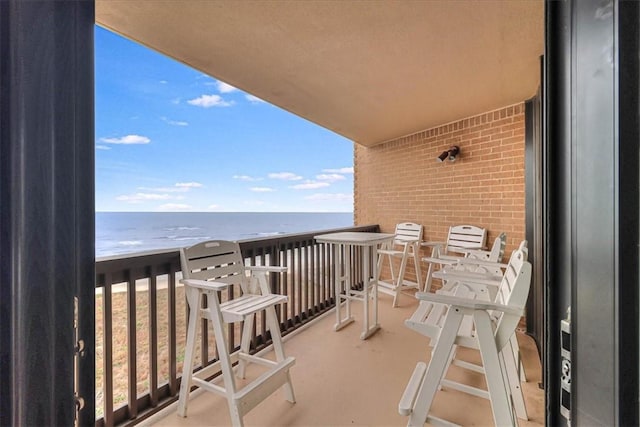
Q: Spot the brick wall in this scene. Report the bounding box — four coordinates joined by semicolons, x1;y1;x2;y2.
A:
354;103;526;276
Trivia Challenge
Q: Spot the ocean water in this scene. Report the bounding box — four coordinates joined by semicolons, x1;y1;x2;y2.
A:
96;212;353;257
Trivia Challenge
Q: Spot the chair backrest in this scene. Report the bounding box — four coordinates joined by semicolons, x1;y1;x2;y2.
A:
466;232;506;262
180;240;254;294
457;232;506;275
492;244;531;350
446;225;487;253
394;222;423;246
488;232;507;262
516;239;528;259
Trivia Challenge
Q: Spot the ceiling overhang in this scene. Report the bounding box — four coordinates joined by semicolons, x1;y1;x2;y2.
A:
96;1;543;147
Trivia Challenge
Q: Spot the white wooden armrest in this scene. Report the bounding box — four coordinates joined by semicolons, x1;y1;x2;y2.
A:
421;257;458;266
180;278;229;291
448;244;486;252
245;266;288;273
438;254;463;261
415;292;524;316
452;248;490;257
431;272;502;286
421;241;445;248
455;258;508;268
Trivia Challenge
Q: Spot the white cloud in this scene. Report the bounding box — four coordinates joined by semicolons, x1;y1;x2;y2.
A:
100;134;150;145
304;193;353;202
157;203;192;211
171;98;181;105
316;173;345;182
246;94;266;104
95;145;111;150
290;181;330;190
322;167;354;174
138;182;203;193
175;182;203;189
250;187;275;192
187;94;234;108
116;193;171;203
159;80;168;84
268;172;303;181
233;175;262;182
161;117;188;126
208;204;220;210
217;81;238;93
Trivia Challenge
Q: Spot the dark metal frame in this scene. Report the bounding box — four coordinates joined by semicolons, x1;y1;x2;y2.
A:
524;93;544;361
544;0;639;424
0;1;95;425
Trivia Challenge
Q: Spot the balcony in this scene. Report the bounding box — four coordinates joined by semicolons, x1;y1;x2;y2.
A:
95;226;543;426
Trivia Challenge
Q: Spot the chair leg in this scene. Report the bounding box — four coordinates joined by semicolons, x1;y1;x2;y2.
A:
375;247;390;296
388;253;397;289
423;246;439;293
177;288;201;418
412;245;423;292
265;305;296;403
238;313;255;379
408;308;463;427
474;311;516;427
207;295;243;427
393;247;410;307
375;247;385;286
502;336;528;420
510;334;528;382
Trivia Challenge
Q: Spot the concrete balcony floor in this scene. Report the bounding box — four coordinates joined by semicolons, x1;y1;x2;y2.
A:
144;292;544;426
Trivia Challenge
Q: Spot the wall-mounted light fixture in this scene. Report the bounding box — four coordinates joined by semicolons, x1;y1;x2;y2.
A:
437;145;460;162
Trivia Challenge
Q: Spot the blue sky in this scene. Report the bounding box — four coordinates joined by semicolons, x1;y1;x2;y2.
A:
95;26;354;212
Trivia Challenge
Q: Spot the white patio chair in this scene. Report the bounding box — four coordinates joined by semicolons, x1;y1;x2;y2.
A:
421;224;487;292
376;222;424;307
429;241;530;419
433;239;528;302
428;232;507;294
177;240;296;427
400;247;531;426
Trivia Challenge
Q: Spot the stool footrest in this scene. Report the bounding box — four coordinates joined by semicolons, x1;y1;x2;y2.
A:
234;357;296;416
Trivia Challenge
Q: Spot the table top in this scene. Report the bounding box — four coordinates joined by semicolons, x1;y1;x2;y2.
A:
314;231;396;246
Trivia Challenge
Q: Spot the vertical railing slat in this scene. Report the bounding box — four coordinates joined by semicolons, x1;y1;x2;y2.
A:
168;265;177;396
126;270;137;419
103;273;114;427
296;244;302;321
283;246;290;325
302;243;307;313
290;245;297;324
259;249;267;342
148;266;158;406
310;241;317;313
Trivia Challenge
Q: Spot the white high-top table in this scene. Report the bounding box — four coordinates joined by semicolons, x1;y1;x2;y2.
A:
314;231;395;339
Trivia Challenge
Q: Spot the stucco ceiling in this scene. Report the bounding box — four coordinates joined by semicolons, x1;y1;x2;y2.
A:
96;1;544;147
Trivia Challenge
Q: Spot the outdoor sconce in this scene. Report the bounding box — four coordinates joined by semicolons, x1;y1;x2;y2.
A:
437;145;460;162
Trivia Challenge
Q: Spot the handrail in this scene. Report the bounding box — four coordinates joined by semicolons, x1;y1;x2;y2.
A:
95;224;379;426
